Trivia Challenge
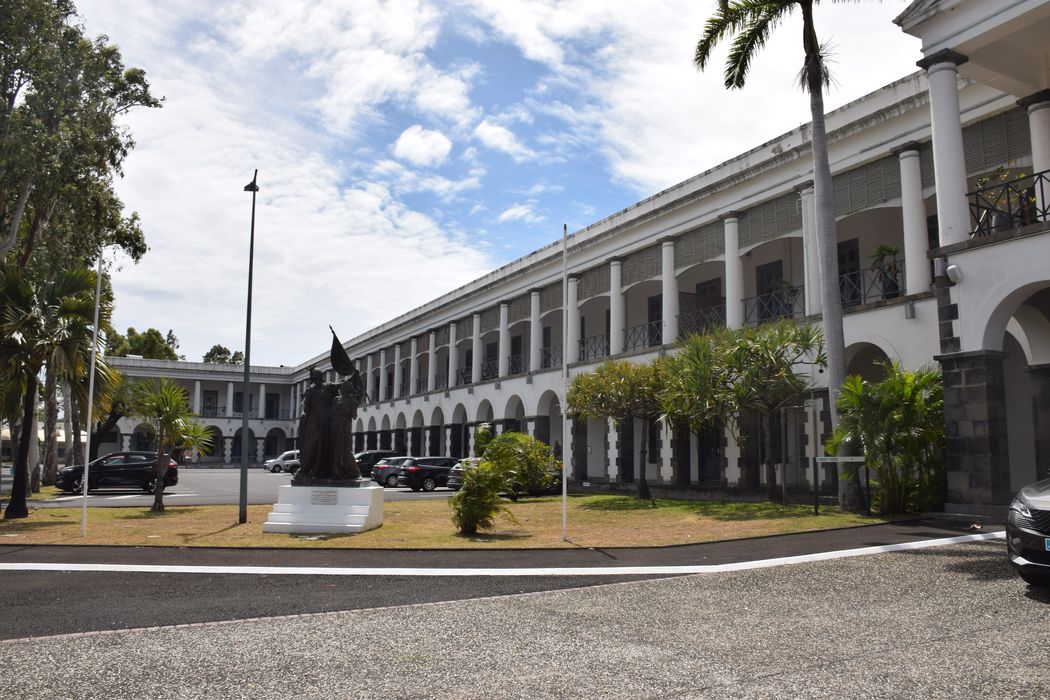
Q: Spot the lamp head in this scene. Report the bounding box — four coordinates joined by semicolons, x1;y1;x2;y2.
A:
244;169;259;192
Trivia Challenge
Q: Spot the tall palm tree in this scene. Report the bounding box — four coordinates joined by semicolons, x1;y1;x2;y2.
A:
695;0;860;508
0;268;96;519
133;377;211;512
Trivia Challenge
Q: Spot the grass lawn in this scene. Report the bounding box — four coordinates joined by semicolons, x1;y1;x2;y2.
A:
0;494;900;549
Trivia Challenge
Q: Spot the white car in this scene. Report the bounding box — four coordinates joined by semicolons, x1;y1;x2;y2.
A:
263;450;300;473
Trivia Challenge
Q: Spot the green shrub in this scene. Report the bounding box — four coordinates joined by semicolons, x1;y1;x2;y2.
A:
449;460;518;535
480;432;558;498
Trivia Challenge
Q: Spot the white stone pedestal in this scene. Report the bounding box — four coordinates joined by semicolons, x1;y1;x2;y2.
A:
262;484;384;534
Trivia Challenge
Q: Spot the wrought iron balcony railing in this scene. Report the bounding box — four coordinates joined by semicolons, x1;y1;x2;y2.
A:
623;321;662;352
539;346;562;370
579;333;610;362
455;368;472;386
969;168;1048;237
839;263;905;309
743;285;804;326
507;354;528;375
434;373;449;391
480;360;499;381
678;305;726;338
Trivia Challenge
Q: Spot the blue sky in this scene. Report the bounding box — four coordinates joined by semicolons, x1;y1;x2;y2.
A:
75;0;921;366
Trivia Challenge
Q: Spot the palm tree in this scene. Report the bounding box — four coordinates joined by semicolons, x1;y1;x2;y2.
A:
695;0;858;508
0;268;96;519
132;377;212;512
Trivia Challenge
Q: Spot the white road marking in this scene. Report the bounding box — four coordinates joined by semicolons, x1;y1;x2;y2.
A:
0;531;1004;577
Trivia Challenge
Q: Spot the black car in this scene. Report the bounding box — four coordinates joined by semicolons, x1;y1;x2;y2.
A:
57;451;178;493
1007;477;1050;587
445;458;480;492
396;457;458;491
354;450;397;478
371;456;413;487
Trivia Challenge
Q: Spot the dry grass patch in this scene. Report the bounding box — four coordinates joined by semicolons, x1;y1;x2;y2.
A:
0;495;899;549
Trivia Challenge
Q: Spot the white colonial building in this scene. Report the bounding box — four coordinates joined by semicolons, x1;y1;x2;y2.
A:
105;0;1050;514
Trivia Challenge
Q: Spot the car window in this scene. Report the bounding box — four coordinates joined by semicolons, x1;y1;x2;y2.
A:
126;455;150;463
101;455;125;467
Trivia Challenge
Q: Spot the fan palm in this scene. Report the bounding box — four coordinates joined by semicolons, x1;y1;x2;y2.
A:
1;268;96;519
695;0;857;507
132;377;211;512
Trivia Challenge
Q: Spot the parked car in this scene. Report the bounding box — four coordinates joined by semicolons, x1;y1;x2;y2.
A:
371;456;413;487
1007;477;1050;587
396;456;458;491
57;451;178;493
354;449;397;478
445;458;480;492
263;450;300;473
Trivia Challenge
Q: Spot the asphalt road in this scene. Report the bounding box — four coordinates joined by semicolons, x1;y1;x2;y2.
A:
13;468;452;508
0;523;1045;699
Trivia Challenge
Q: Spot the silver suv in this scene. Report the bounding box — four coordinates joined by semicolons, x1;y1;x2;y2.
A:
263;450;300;473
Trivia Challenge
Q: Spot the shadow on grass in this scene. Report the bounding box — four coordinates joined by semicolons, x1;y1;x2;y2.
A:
111;507;205;521
577;496;853;521
178;522;242;543
453;532;531;542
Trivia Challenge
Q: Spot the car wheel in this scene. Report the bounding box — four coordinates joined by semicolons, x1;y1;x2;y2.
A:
1019;568;1050;588
270;464;282;473
421;477;436;492
68;476;83;493
385;474;399;488
143;477;157;493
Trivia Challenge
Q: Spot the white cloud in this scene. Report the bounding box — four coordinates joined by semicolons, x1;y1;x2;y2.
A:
497;203;543;224
473;119;537;162
393;125;453;167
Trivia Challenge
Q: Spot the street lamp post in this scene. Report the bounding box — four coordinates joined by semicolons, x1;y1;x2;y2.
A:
240;170;259;524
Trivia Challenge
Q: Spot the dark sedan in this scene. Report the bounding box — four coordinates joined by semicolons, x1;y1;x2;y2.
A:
371;457;412;488
57;451;178;493
1007;477;1050;587
396;457;458;491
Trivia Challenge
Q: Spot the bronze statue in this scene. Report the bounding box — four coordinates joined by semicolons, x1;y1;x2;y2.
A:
292;329;366;486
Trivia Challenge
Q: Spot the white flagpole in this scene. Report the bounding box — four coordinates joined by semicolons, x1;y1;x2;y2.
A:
561;223;569;542
81;251;104;537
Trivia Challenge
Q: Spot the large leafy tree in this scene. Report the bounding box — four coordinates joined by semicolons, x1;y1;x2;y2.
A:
829;362;945;513
202;344;244;364
108;326;181;360
132;377;211;512
568;359;669;500
667;321;825;501
0;267;96;519
695;0;857;507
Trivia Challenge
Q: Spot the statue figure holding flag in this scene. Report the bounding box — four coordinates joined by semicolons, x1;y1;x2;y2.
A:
291;328;367;486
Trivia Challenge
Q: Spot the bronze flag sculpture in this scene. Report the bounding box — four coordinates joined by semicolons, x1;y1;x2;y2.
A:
291;328;367;486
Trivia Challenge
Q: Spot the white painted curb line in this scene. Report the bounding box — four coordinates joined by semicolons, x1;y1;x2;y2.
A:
0;531;1004;577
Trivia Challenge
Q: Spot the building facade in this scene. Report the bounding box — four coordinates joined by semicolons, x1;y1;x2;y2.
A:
106;0;1050;513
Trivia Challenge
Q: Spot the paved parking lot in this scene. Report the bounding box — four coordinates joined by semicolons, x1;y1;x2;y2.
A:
2;538;1047;699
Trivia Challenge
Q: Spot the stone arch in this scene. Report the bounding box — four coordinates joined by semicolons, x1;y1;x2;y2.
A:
475;399;494;424
367;416;377;432
264;427;287;458
533;389;563;449
380;415;391;431
502;394;526;433
131;423;156;452
845;342;892;383
200;425;224;464
231;427;257;462
449;404;469;459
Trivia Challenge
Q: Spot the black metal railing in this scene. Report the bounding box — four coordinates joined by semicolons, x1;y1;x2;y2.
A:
383;386;393;400
397;382;409;398
678;305;726;338
508;354;528;375
480;359;499;381
539;346;562;370
969;168;1048;236
579;333;610;362
623;321;662;352
415;377;427;394
743;285;804;326
200;406;225;418
839;263;905;309
435;373;449;390
456;368;472;386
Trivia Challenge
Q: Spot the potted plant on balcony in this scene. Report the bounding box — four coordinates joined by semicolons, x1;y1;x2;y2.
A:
974;167;1037;233
869;244;901;300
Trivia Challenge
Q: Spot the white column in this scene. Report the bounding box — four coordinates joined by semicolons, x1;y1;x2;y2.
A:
448;322;459;386
1021;90;1050;214
409;338;419;395
427;332;437;393
918;49;970;246
897;143;931;295
660;239;678;344
609;258;624;355
393;344;403;398
529;290;542;373
498;302;510;378
566;276;580;364
289;385;296;419
257;383;266;419
659;421;673;482
225;382;234;417
192;380;201;414
471;313;482;383
723;213;744;329
366;354;375;403
797;183;822;315
378;349;388;401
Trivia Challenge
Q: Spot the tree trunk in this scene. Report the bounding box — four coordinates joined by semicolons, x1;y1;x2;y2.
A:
28;408;40;495
62;383;74;466
762;412;781;503
43;368;59;486
69;394;84;466
637;418;652;500
4;376;37;519
801;6;862;511
151;427;167;512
